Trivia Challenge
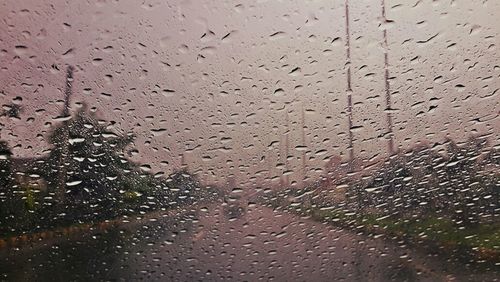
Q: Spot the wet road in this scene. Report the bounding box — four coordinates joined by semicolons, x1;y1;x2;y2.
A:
0;204;497;281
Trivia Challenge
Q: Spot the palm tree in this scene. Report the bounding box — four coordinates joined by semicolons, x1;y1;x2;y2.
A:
47;105;135;219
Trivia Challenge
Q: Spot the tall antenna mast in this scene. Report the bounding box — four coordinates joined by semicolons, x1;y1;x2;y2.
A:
381;0;395;155
344;0;354;162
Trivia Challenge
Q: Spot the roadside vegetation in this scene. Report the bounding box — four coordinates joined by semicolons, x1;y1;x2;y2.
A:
261;136;499;264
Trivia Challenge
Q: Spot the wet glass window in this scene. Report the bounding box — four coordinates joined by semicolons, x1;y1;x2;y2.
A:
0;0;499;281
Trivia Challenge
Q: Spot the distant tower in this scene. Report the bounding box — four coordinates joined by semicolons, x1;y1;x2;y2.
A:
381;0;395;155
266;133;273;185
180;151;187;170
202;161;208;185
228;175;236;190
56;65;74;203
344;0;354;162
300;103;307;187
234;157;240;187
284;111;290;187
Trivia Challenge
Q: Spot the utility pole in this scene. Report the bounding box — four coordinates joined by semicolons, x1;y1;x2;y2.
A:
344;0;355;163
381;0;395;155
56;65;74;203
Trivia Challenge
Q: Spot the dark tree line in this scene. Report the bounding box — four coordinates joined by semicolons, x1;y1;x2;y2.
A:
0;107;221;235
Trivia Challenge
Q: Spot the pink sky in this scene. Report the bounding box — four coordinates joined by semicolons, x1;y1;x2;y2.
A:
1;0;499;187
